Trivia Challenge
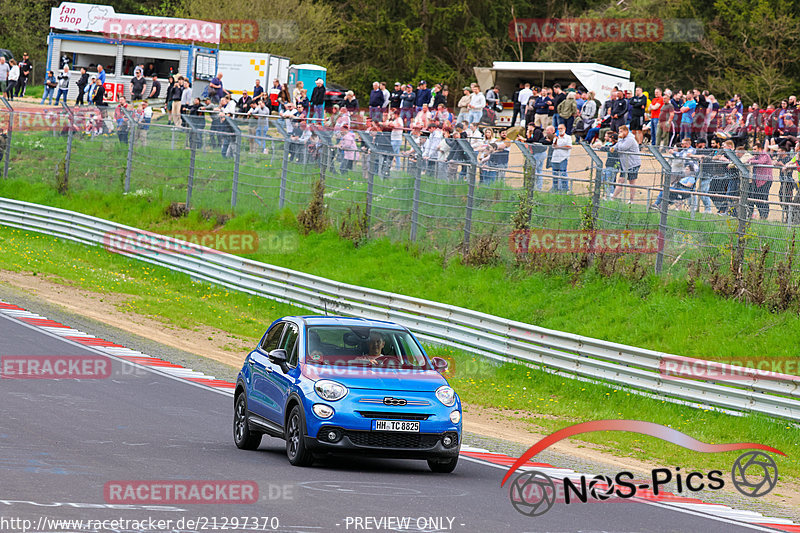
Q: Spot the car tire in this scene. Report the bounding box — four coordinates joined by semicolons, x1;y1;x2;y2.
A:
286;405;314;467
427;456;458;473
233;393;263;450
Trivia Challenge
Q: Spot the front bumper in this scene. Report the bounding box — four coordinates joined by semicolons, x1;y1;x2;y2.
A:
305;426;460;459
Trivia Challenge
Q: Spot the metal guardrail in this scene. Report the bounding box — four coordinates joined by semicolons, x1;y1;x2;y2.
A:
1;196;799;421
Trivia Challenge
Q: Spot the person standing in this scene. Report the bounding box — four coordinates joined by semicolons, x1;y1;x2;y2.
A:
17;53;31;97
557;92;578;135
612;125;641;203
368;81;384;123
0;58;9;96
5;60;19;100
91;77;106;107
400;84;416;128
74;67;89;106
511;83;523;127
629;87;647;144
252;78;264;103
97;64;106;85
130;70;146;101
390;82;403;112
656;90;674;147
467;85;486;125
41;71;57;105
516;83;533;127
309;77;325;123
456;87;471;125
550;123;572;192
147;75;161;100
415;80;431;114
55;66;70;105
208;73;226;103
551;84;566;128
649;88;663;146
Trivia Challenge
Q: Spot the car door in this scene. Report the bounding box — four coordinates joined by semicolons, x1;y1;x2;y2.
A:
262;322;300;425
248;322;285;419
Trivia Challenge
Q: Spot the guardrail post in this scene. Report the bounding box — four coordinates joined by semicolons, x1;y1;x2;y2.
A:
724;148;751;277
404;133;423;242
1;97;13;179
61;102;74;188
119;106;135;193
227;118;242;208
648;145;673;274
279;137;290;209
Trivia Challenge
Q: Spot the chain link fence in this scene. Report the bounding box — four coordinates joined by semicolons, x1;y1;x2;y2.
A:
2;100;800;276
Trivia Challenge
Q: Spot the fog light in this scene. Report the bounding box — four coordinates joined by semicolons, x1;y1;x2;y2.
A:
327;431;337;441
313;404;334;419
324;429;342;442
450;410;461;424
443;436;453;447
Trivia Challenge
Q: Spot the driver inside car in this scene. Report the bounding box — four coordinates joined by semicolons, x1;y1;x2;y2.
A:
354;331;396;366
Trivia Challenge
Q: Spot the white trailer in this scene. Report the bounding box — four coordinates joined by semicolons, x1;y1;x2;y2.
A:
216;50;289;96
474;61;635;126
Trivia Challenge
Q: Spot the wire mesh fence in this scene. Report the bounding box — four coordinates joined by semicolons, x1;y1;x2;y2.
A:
2;100;800;277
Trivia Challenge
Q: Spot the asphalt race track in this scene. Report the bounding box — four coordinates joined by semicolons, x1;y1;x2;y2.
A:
0;309;790;533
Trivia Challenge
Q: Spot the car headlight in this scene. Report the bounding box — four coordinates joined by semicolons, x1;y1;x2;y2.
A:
312;404;334;419
450;410;461;424
435;385;456;407
315;379;348;401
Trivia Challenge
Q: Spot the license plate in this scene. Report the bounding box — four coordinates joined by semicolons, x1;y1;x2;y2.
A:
373;420;420;432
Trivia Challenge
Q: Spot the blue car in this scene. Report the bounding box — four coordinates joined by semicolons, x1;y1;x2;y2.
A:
234;316;462;472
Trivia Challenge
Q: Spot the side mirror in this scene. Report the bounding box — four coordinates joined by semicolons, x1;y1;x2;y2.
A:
268;349;289;373
431;357;449;373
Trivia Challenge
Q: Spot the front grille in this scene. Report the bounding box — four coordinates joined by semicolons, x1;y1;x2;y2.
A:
356;411;431;420
345;431;441;449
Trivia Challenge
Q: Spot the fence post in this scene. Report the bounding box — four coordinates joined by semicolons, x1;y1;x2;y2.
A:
724;148;752;276
228;118;242;208
404;133;423;242
279;137;290;209
648;145;673;274
458;139;479;253
1;97;13;179
581;143;605;225
119;106;135;193
61;102;74;187
184;114;200;210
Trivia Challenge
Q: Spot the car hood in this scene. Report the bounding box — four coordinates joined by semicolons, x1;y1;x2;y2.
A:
301;364;448;392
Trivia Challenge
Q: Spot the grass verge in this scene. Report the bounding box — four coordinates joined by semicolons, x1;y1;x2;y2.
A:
0;223;797;483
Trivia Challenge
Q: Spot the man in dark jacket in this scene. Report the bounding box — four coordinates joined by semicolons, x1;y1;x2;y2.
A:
17;53;31;97
511;83;523;127
368;81;384;123
75;67;89;106
415;80;431;114
310;78;326;123
91;78;106;106
390;82;403;110
629;87;647;143
610;91;628;132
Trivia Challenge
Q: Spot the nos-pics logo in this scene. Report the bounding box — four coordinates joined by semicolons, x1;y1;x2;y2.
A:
501;420;783;517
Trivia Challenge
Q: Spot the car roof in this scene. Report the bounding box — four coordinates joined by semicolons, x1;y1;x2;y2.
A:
292;315;406;330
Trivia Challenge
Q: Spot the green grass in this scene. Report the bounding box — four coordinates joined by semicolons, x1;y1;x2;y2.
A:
2;177;800;366
0;223;797;484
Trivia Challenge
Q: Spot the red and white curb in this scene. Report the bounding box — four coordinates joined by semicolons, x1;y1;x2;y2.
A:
459;444;799;531
0;300;235;394
1;299;796;531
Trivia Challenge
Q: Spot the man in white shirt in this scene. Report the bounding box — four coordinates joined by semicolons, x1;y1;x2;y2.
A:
137;101;153;146
550;123;572;192
220;96;236;115
468;86;486;124
280;102;299;135
518;83;533;126
248;99;271;152
467;122;482;151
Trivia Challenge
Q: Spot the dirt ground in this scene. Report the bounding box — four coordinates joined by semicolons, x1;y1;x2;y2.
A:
1;267;798;514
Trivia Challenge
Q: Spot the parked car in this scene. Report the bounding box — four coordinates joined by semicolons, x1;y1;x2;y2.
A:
234;316;461;472
324;83;349;109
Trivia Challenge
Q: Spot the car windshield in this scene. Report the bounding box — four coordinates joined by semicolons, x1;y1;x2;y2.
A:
305;326;432;370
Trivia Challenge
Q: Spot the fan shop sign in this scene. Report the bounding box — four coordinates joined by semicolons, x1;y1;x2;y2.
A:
50;2;221;44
